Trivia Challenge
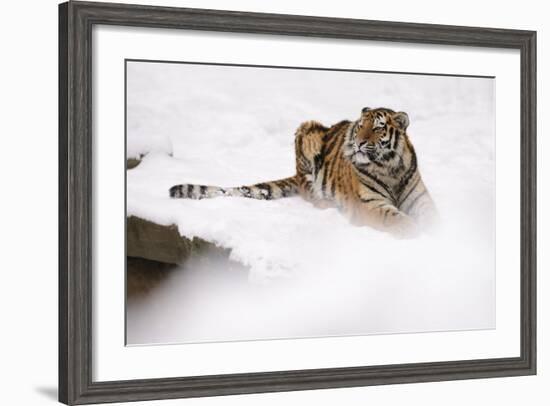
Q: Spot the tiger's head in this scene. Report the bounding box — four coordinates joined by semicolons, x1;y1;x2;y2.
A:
344;107;410;166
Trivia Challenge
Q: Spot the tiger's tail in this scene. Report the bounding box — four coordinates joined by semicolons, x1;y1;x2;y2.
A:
169;176;299;200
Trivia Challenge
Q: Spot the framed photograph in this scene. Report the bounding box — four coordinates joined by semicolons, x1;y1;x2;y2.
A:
59;1;536;404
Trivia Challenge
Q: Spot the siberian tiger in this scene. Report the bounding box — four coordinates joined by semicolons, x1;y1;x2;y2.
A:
169;107;437;237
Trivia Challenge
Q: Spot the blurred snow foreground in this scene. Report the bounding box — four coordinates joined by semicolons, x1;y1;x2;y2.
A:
126;61;496;341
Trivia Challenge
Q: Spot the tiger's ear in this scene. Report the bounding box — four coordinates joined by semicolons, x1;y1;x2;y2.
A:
361;107;371;114
392;111;409;130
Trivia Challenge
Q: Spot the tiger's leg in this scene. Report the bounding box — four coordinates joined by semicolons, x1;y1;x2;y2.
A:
405;193;438;231
294;121;333;208
399;179;439;231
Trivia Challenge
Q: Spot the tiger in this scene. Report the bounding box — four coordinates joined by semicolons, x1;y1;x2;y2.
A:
169;107;437;237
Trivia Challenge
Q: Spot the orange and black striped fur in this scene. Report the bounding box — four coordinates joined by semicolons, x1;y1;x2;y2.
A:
169;107;437;237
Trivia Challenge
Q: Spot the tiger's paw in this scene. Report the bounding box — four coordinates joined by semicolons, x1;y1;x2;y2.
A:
312;200;335;210
390;215;420;239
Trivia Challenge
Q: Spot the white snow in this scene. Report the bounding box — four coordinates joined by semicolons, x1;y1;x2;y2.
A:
126;61;495;344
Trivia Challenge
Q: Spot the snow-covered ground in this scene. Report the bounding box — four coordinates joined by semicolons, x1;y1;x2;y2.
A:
126;61;495;345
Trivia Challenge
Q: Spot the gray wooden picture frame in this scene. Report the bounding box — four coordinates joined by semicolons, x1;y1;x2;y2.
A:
59;1;537;404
